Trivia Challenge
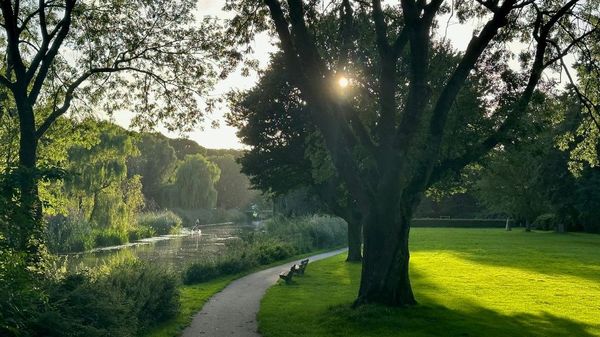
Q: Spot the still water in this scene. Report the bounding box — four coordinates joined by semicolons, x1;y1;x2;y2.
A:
65;224;253;272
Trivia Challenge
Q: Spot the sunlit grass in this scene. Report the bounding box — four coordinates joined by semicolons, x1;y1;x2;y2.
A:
259;229;600;337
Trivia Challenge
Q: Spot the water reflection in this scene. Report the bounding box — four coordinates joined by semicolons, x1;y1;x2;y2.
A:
65;224;252;272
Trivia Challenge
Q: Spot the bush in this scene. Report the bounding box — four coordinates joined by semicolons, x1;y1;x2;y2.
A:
30;258;180;337
183;261;219;284
94;230;127;247
137;211;182;235
104;260;180;329
182;215;346;285
264;215;347;252
534;213;558;231
34;273;136;337
127;225;155;241
253;240;296;265
46;214;95;253
0;248;47;336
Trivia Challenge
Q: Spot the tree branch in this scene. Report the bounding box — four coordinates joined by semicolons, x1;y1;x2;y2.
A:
28;0;75;105
427;0;580;186
0;0;27;78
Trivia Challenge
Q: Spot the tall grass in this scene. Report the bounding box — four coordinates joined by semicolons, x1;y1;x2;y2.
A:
137;211;182;235
183;215;346;284
8;252;181;337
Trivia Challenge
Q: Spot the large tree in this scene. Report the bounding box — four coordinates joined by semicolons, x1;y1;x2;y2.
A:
0;0;237;254
160;154;221;210
210;154;258;210
128;133;178;207
227;0;599;306
228;53;365;261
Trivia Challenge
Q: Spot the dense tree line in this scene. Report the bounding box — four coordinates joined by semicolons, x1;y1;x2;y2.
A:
1;117;259;253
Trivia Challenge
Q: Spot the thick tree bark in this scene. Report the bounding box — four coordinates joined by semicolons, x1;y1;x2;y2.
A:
346;213;362;262
15;96;43;255
355;207;416;306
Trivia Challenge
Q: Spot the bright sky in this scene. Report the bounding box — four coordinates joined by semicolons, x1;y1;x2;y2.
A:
112;1;564;150
112;1;278;149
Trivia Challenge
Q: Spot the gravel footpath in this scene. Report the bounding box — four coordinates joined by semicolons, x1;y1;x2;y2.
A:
181;248;347;337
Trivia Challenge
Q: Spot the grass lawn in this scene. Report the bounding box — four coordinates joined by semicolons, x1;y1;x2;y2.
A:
259;228;600;337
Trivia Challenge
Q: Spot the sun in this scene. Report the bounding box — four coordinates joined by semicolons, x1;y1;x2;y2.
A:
338;76;349;88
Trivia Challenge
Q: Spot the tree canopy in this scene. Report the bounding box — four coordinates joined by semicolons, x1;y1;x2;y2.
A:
225;0;600;306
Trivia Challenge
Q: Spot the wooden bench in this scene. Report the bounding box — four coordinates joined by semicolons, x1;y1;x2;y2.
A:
279;267;295;284
279;259;310;284
292;259;309;275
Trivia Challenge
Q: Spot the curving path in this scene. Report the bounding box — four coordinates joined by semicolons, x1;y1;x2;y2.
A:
182;248;347;337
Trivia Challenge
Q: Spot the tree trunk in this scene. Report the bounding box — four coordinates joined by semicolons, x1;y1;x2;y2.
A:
15;97;43;256
354;208;416;306
346;213;362;262
505;218;512;231
525;218;532;232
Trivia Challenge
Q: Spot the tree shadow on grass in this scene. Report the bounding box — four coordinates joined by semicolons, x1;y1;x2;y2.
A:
323;301;599;337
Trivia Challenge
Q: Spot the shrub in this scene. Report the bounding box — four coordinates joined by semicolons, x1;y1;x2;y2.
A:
0;248;46;336
94;229;127;247
127;225;155;241
34;273;136;337
45;214;95;253
534;213;558;231
182;215;347;285
263;215;347;252
137;211;182;235
183;260;218;284
253;240;296;264
104;260;180;329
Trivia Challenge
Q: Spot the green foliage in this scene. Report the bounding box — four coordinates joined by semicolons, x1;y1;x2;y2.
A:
264;215;347;252
160;154;220;210
2;255;181;337
210;154;259;209
182;215;346;285
93;230;128;248
35;273;136;337
253;240;296;265
127;226;156;242
533;213;558;231
168;138;207;161
137;211;183;236
43;122;151;253
182;261;220;284
0;247;47;336
45;214;95;253
104;260;180;330
172;208;247;226
66;123;137;199
128;133;178;205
